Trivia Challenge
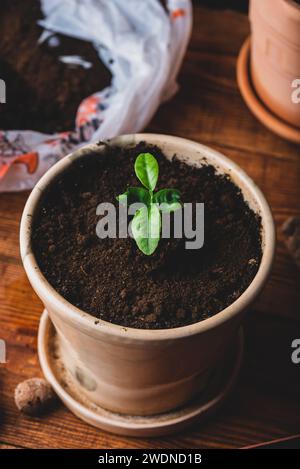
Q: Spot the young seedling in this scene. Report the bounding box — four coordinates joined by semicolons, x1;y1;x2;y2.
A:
117;153;182;255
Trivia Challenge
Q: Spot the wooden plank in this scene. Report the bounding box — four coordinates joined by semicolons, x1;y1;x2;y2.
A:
0;443;21;449
0;5;300;449
1;312;299;449
0;192;28;263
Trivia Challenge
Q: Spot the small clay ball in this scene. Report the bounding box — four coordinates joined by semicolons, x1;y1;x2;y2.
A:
14;378;56;416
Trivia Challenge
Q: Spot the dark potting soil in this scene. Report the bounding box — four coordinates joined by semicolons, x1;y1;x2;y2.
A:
0;0;111;133
31;142;263;330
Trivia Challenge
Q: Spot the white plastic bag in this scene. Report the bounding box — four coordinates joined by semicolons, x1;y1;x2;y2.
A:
0;0;192;192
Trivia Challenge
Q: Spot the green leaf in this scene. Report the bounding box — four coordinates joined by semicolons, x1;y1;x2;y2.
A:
134;153;159;191
153;189;182;213
116;153;183;256
117;187;150;206
131;204;161;255
159;202;182;213
153;188;181;204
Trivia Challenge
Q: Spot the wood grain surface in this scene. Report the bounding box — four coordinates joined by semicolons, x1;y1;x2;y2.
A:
0;5;300;449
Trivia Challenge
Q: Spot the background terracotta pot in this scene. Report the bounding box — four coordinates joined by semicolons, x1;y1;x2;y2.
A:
250;0;300;128
20;134;275;416
250;0;300;127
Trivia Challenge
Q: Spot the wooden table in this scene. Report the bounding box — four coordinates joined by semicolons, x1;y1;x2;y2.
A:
1;5;300;449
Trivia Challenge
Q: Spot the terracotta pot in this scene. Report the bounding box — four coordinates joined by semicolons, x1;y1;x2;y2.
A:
20;134;275;416
250;0;300;128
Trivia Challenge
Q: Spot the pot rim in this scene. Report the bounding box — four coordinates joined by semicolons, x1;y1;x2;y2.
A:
20;134;276;341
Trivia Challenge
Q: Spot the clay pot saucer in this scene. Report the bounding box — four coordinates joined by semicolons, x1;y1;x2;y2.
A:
237;37;300;145
38;310;244;437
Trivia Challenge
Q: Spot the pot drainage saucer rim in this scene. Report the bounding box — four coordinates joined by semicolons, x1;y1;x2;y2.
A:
237;36;300;144
38;309;243;437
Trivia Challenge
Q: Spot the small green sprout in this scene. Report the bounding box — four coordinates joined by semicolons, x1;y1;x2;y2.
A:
117;153;182;255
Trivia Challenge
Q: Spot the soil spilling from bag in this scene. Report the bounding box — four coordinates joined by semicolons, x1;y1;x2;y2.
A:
0;0;111;133
31;143;263;329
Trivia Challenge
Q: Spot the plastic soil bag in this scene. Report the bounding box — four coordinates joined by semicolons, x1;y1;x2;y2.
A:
0;0;192;192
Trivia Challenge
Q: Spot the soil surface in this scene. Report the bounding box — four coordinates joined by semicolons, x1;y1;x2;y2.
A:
31;143;262;329
0;0;111;133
